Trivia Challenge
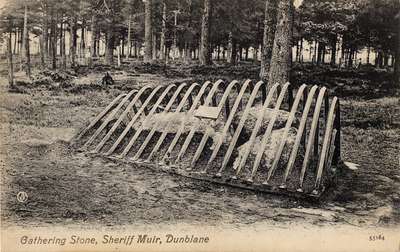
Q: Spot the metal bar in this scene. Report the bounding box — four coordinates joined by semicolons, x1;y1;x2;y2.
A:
280;85;318;189
325;129;337;173
190;80;240;167
247;83;290;181
161;81;213;162
76;93;126;140
205;80;252;173
82;90;137;149
258;84;307;184
333;100;341;165
147;83;201;161
218;81;277;176
234;83;287;178
95;87;162;152
113;85;166;157
131;84;187;160
298;87;327;190
313;97;337;194
301;87;309;147
174;80;225;163
104;86;157;155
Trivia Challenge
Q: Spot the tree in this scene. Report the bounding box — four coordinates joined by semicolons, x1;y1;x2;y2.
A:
199;0;212;65
260;0;278;82
395;11;400;83
268;0;293;87
144;0;153;62
21;3;31;77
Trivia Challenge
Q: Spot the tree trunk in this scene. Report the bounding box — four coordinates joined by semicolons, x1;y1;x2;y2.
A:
144;0;153;63
395;14;400;83
22;4;31;77
7;30;14;88
199;0;212;65
13;28;17;55
60;16;66;69
152;31;157;60
126;14;132;60
160;1;166;60
227;32;237;65
184;0;193;63
80;18;86;58
89;14;96;66
330;36;337;66
268;0;293;88
70;17;77;67
299;37;303;63
227;32;233;63
105;26;114;64
51;13;57;69
260;0;278;82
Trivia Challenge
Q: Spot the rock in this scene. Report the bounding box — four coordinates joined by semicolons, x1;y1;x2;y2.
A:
135;112;231;144
232;106;295;140
233;127;300;171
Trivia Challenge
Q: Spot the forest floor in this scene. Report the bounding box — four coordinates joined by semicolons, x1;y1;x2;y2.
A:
0;61;399;230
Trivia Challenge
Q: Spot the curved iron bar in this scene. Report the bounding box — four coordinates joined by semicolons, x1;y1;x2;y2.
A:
131;83;188;160
146;83;202;161
83;90;137;149
281;85;319;188
217;81;268;176
250;84;306;183
174;79;225;163
76;93;127;140
160;81;214;162
313;96;337;194
233;83;285;178
298;87;327;191
105;85;159;155
203;79;252;172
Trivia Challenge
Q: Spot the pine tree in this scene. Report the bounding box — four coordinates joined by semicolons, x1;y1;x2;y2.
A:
268;0;293;87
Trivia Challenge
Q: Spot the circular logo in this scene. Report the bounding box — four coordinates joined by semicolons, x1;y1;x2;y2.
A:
17;191;28;203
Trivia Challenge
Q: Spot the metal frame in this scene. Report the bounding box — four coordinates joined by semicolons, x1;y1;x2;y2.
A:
73;80;341;198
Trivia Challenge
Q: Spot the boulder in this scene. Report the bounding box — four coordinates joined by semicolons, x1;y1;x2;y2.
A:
232;106;296;141
233;127;300;172
134;112;231;144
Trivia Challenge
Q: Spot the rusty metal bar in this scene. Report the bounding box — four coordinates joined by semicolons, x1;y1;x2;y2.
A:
258;84;307;184
190;80;240;167
333;100;341;165
247;82;291;181
281;85;318;189
95;86;166;153
235;83;288;178
114;85;169;157
146;83;201;161
217;81;271;176
298;87;327;190
174;80;225;163
161;81;214;162
204;80;252;172
325;129;337;174
104;86;158;155
131;84;187;160
117;84;181;159
76;93;126;140
313;97;337;194
83;90;137;149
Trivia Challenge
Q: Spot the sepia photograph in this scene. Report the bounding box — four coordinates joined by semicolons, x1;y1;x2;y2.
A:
0;0;399;251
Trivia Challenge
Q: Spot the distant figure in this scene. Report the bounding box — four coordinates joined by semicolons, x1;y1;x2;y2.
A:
102;72;114;85
358;58;362;69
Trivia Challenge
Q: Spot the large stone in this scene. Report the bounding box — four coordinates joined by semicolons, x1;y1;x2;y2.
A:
233;127;300;172
135;112;231;143
232;106;295;140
